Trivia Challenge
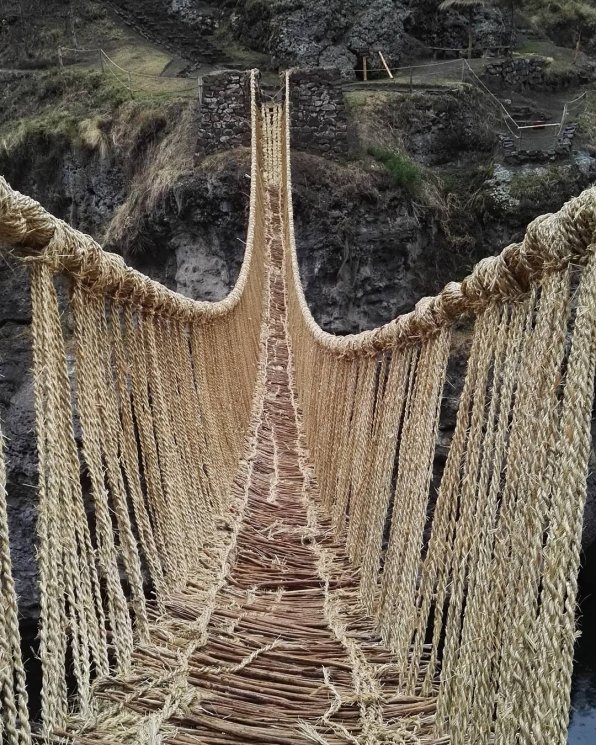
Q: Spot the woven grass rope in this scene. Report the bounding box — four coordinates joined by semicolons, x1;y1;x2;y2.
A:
0;68;593;745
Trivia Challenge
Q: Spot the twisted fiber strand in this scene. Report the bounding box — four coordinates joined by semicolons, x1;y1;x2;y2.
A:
71;282;136;671
169;319;218;518
31;263;109;735
345;356;377;564
447;300;530;743
31;264;68;733
143;311;195;582
109;303;165;598
155;316;209;550
393;329;451;675
312;352;332;493
52;286;110;697
378;328;451;663
358;347;415;614
445;294;537;740
529;248;596;743
189;322;228;511
92;289;151;641
374;341;420;635
448;281;566;742
347;354;387;566
34;268;75;727
433;306;502;734
493;270;571;745
125;305;180;585
0;428;31;745
392;314;482;699
330;358;360;535
315;356;341;512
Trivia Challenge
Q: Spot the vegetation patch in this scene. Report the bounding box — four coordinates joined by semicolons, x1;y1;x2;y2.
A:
522;0;596;50
578;91;596;142
0;63;200;160
105;100;197;250
508;164;580;211
524;0;596;25
0;69;129;155
367;146;423;194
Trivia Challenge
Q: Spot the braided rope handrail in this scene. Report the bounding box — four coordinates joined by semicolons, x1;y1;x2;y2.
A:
0;69;261;321
283;71;596;356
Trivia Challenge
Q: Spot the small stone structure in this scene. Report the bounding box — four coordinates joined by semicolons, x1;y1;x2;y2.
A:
195;71;253;158
287;69;349;158
499;122;578;164
483;55;596;92
482;56;548;91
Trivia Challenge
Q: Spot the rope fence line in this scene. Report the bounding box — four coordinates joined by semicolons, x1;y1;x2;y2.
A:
0;68;266;741
57;45;199;97
353;56;587;148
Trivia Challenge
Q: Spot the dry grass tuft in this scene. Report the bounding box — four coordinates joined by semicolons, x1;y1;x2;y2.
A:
106;101;197;249
79;115;112;159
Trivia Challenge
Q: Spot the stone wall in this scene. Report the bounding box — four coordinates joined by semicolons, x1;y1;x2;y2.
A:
195;71;253;157
482;56;549;90
288;69;349;158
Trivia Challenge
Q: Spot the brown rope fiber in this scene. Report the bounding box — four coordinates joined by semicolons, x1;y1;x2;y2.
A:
0;70;593;745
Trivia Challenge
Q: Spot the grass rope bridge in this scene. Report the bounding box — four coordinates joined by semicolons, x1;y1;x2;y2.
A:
0;69;595;744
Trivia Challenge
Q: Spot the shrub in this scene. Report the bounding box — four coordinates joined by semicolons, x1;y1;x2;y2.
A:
367;146;423;194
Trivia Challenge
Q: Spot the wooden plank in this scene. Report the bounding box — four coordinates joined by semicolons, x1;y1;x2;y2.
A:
378;50;393;78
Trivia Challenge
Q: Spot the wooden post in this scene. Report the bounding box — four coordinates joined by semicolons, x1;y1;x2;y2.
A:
573;34;581;66
362;55;368;82
99;49;104;73
58;46;63;68
378;51;393;79
409;67;413;92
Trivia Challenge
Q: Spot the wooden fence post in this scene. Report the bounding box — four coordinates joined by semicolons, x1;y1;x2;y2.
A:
378;51;393;79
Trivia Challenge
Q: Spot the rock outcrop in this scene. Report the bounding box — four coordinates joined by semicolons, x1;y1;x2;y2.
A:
236;0;411;77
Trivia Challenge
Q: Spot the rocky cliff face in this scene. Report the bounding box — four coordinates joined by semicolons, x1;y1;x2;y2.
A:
236;0;412;76
233;0;509;76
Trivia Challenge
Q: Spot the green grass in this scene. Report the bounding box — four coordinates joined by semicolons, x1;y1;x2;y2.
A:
524;0;596;23
515;39;577;71
0;66;188;156
367;146;423;194
509;165;578;202
578;91;596;143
